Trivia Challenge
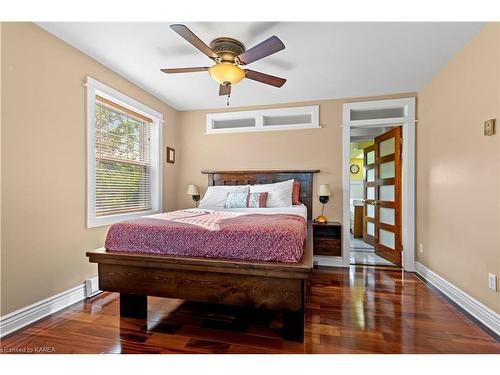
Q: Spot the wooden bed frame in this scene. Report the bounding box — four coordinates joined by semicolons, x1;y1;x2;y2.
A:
87;169;318;342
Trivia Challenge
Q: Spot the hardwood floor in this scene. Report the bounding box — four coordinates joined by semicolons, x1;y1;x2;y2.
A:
1;267;498;354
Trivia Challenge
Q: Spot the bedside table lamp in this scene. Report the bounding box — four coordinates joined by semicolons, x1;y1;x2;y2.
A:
314;184;333;224
186;184;200;207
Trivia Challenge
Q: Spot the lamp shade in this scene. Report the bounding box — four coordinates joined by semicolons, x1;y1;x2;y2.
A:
186;184;200;196
208;63;245;85
318;184;333;197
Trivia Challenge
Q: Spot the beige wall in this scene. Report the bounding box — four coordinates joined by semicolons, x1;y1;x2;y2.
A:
2;21;498;319
416;23;500;312
176;93;414;218
0;23;179;315
0;22;3;315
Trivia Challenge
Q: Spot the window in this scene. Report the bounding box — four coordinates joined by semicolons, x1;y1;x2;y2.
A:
343;98;413;126
87;77;162;228
206;105;320;134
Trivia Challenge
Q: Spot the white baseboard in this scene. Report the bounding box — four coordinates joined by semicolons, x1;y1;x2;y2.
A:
415;262;499;337
314;255;346;268
0;276;99;338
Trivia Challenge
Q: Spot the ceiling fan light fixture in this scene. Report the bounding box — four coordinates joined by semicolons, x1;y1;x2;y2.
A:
208;63;245;86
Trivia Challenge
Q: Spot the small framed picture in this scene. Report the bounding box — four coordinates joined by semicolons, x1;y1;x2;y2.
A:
166;147;175;164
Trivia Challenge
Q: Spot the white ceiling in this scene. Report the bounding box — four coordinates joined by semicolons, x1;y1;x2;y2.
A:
37;22;484;111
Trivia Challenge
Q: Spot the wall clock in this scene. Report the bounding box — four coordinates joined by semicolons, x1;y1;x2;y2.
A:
350;164;360;174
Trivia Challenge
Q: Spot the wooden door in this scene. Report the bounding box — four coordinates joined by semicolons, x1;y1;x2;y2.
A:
362;144;377;247
362;127;402;266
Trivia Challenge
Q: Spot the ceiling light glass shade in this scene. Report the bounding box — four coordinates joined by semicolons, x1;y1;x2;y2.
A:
208;63;245;85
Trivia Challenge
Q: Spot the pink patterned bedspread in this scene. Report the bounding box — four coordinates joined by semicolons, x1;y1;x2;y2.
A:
105;209;307;263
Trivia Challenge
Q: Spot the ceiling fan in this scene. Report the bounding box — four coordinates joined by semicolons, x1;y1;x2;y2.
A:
161;24;287;100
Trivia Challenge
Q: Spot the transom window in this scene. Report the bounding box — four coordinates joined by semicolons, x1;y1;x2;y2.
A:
87;78;162;228
205;105;320;134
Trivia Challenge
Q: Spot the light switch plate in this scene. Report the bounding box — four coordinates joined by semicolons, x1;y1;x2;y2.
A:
488;273;497;291
484;119;496;136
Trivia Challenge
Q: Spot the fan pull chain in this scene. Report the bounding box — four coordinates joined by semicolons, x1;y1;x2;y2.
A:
226;92;231;106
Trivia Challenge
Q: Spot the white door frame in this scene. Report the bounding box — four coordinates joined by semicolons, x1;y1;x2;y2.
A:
342;98;416;271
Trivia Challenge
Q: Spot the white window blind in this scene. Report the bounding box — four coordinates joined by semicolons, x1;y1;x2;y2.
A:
94;95;153;217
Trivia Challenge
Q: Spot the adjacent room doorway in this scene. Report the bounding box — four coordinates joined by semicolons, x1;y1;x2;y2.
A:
342;98;415;271
349;126;402;267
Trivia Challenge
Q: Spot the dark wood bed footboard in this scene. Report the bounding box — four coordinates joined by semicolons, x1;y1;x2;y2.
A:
87;223;312;342
87;169;318;342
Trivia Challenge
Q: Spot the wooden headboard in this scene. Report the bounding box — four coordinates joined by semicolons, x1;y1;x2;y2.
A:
201;169;319;219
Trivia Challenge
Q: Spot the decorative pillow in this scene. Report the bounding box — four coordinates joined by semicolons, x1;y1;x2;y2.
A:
247;192;268;208
225;192;248;208
250;179;294;207
292;180;302;205
199;185;249;209
225;192;268;208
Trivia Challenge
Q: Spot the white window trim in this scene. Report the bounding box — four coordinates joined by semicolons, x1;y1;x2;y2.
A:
86;77;163;228
205;105;320;134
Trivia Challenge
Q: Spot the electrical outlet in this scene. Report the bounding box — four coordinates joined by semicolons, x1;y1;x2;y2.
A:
419;243;424;254
488;273;497;292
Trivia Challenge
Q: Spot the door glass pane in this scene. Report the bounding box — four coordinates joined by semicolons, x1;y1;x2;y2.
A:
379;229;395;249
379;161;395;179
366;150;375;165
367;187;375;200
380;207;395;225
379;185;395;201
366;204;375;218
366;222;375;236
366;168;375;182
379;137;395;157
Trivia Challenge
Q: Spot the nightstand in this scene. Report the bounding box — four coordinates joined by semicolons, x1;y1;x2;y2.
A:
313;222;342;256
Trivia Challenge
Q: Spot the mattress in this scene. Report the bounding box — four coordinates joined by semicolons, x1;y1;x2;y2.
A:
105;207;307;263
217;204;308;220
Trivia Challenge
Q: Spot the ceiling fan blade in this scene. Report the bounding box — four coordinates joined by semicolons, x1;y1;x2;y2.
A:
160;67;209;74
244;69;286;88
219;84;231;96
237;35;285;65
170;24;219;60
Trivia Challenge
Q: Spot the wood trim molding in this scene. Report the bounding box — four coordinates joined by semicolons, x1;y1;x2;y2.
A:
0;277;99;338
415;262;500;337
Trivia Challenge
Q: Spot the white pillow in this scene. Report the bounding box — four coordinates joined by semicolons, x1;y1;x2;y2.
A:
250;179;294;207
199;185;249;209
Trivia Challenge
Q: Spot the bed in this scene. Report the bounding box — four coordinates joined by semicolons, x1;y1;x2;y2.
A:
86;169;318;342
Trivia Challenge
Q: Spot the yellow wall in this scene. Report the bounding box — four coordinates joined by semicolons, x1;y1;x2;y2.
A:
349;141;373;180
0;23;179;315
416;23;500;312
349;158;364;180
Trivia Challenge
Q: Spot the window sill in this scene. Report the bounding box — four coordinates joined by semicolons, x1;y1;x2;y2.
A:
87;209;160;228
